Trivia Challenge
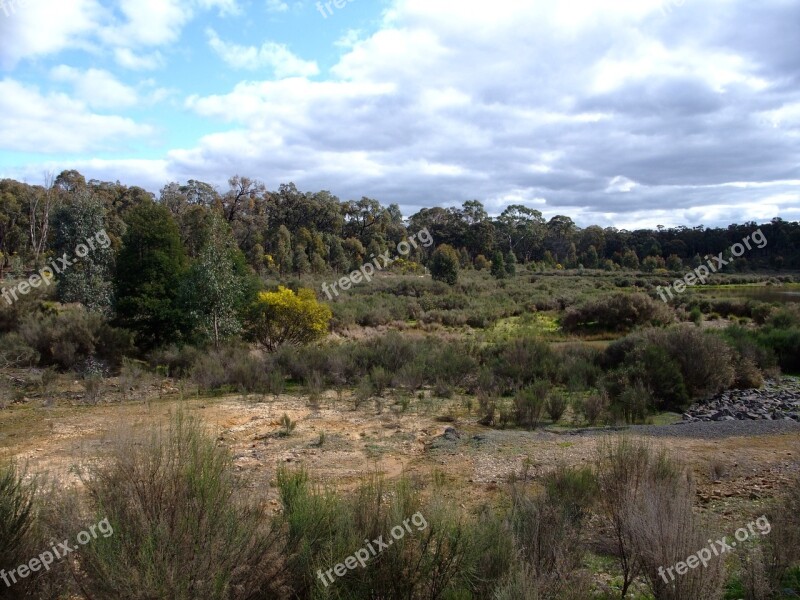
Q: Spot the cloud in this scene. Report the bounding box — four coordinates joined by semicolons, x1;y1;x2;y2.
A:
0;79;155;153
265;0;288;13
205;28;319;77
2;0;799;229
50;66;139;110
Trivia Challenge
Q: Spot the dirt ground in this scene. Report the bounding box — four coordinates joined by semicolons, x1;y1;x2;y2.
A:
1;387;797;526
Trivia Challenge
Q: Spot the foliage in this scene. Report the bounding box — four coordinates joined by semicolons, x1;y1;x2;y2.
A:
76;413;286;599
562;292;674;333
52;192;114;311
113;200;188;350
180;214;254;348
429;244;460;285
246;286;331;352
0;462;36;599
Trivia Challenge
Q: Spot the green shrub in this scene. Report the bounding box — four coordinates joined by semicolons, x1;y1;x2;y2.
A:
545;391;568;423
191;345;274;393
18;308;132;370
0;333;39;368
277;471;511;599
76;413;286;599
429;244;460;285
488;337;557;391
0;463;36;599
514;381;548;430
147;344;201;379
506;478;592;598
542;466;597;521
562;293;674;333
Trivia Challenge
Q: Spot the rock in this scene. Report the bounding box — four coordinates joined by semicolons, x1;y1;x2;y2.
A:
443;427;461;441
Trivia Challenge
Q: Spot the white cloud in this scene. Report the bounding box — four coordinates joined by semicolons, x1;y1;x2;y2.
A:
1;0;798;229
114;48;165;71
0;79;154;153
50;66;139;110
205;29;319;77
265;0;288;13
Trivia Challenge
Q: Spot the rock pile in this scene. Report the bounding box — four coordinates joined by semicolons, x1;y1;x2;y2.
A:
682;378;800;423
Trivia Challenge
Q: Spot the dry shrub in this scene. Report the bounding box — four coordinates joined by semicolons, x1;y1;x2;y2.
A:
596;438;726;600
580;391;609;426
504;467;596;599
761;473;800;592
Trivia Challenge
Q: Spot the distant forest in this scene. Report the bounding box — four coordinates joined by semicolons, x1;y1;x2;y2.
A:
1;170;798;278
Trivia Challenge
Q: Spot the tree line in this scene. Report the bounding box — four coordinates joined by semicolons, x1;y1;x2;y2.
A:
3;171;797;283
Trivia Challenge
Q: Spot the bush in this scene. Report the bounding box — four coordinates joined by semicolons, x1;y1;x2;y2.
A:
246;286;331;352
652;326;735;398
514;381;548;429
429;244;460;285
0;333;39;368
543;466;597;521
562;293;674;333
0;463;36;599
18;308;132;370
506;473;593;598
147;344;201;379
580;392;609;426
761;473;800;593
191;345;275;394
545;391;568;423
595;439;725;600
277;470;511;598
75;413;286;599
488;337;557;391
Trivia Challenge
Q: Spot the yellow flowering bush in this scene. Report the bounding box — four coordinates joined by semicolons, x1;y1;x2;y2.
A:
246;286;331;352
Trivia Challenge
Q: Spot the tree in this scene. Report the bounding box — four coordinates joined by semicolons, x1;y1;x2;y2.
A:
429;244;460;285
505;251;517;276
621;249;640;270
29;172;59;266
666;254;683;272
275;225;293;274
52;191;114;311
113;201;188;349
180;214;252;348
246;287;331;352
491;252;506;279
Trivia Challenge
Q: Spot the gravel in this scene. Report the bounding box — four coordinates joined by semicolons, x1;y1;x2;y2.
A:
569;418;800;439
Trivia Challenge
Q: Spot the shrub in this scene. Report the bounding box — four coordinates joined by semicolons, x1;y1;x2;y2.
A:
147;344;201;379
652;326;735;398
595;438;725;600
429;244;460;285
246;286;331;352
0;463;36;599
488;337;557;391
506;476;592;598
75;413;286;599
562;293;673;333
514;381;548;430
761;473;800;593
581;391;609;426
545;391;568;423
491;252;506;280
277;471;511;598
191;345;274;394
543;466;597;521
0;332;38;368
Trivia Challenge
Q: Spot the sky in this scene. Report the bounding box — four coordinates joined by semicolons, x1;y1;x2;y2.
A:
0;0;798;229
